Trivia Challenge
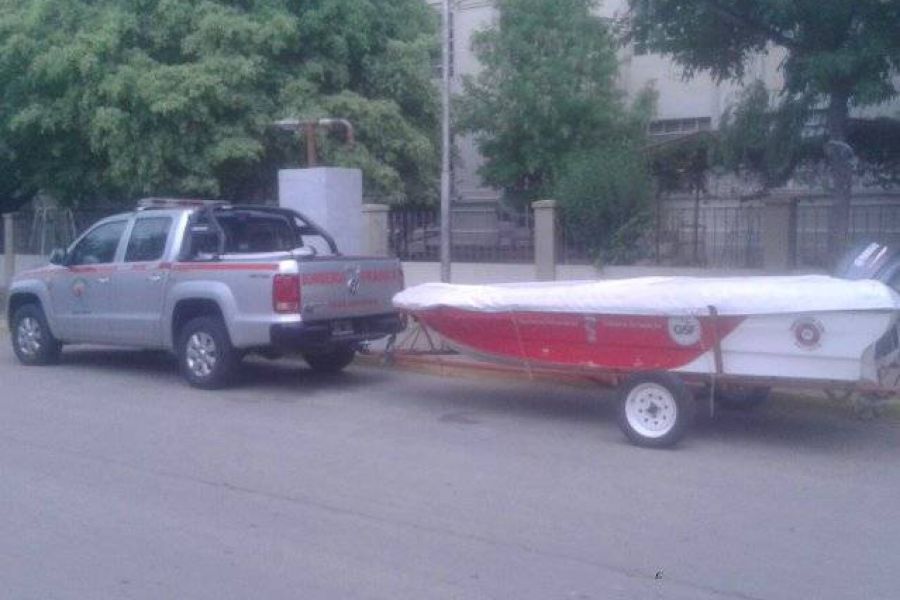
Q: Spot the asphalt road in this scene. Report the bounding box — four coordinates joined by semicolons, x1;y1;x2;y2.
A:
0;339;898;600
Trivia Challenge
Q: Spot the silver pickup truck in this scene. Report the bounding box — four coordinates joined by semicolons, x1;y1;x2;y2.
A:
6;199;404;388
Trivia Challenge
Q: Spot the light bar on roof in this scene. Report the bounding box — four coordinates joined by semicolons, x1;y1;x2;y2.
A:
137;197;229;209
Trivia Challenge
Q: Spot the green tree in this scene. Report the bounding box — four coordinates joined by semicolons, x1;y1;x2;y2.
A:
717;81;812;190
0;0;438;209
456;0;649;203
555;144;653;264
718;81;900;192
629;0;900;250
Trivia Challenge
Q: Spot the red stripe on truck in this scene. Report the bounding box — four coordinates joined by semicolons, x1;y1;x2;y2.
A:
301;272;345;285
301;269;402;286
172;263;279;272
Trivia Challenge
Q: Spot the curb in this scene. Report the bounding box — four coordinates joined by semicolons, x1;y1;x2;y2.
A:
357;351;900;422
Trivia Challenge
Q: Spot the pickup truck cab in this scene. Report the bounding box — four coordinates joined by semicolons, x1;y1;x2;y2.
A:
6;198;404;388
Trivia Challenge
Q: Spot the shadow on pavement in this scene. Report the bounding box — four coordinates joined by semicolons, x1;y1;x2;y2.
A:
56;347;391;394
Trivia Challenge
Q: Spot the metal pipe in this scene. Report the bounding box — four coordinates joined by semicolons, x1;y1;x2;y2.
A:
439;0;452;283
273;118;355;167
305;122;317;168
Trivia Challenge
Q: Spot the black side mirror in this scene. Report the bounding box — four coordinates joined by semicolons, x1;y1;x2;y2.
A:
48;248;67;265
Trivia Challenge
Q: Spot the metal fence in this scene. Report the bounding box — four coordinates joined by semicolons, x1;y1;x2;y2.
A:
6;208;123;255
9;200;899;270
797;202;900;269
389;205;534;263
560;204;764;269
390;203;764;268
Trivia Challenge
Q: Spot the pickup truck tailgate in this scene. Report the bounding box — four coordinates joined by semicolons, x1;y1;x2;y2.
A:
298;258;403;322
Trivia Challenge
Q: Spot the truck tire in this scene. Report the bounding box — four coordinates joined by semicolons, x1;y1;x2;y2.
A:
11;304;62;366
303;345;356;374
178;316;239;389
618;372;695;448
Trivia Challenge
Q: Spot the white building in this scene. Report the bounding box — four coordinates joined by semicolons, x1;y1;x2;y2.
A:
429;0;896;205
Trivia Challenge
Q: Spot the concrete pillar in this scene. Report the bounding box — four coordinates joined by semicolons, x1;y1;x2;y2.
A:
762;193;798;273
278;167;363;255
3;213;15;292
362;204;391;257
532;199;558;281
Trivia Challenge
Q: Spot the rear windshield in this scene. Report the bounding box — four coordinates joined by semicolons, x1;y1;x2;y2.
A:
187;211;296;256
217;213;297;253
183;208;334;258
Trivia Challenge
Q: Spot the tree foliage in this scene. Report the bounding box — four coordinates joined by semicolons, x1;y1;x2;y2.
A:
456;0;652;203
717;81;812;190
717;80;900;191
648;133;716;196
555;144;652;263
629;0;900;245
629;1;900;104
0;0;439;209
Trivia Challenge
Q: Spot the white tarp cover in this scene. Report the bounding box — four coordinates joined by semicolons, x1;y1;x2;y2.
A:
393;276;900;317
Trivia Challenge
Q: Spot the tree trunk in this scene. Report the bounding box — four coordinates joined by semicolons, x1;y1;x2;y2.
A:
825;89;854;261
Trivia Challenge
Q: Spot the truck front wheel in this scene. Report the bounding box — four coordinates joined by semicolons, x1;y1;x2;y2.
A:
11;304;61;366
303;345;356;374
178;316;239;389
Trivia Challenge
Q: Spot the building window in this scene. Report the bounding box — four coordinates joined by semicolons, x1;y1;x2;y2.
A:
648;117;713;136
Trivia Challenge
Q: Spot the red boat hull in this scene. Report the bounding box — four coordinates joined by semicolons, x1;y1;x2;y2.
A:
414;307;745;372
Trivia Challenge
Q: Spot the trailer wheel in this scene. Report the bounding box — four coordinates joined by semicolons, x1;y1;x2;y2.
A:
618;372;695;448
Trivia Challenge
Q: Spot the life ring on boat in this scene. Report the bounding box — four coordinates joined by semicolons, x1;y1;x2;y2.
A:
618;372;696;448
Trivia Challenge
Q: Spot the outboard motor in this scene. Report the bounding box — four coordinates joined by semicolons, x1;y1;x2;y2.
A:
834;242;900;289
835;242;900;362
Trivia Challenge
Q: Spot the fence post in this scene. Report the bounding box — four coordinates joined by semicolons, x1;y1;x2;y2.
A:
362;204;391;257
762;193;797;273
3;212;15;294
532;199;558;281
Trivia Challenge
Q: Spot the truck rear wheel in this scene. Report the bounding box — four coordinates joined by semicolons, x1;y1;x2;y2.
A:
178;316;239;389
303;345;356;374
618;372;695;448
11;304;61;366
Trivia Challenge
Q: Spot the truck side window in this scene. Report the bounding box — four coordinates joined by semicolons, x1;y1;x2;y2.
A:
125;217;172;262
68;221;127;266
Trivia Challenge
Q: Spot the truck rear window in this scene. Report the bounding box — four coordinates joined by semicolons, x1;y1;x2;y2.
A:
187;211;298;256
217;214;297;253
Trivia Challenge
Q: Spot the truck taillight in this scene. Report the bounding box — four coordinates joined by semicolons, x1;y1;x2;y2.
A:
273;274;301;313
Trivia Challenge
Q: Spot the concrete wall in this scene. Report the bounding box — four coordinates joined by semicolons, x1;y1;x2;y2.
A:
0;254;47;303
0;254;47;283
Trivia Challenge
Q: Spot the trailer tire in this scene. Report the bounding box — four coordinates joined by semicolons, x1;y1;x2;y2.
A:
618;372;695;448
303;345;356;374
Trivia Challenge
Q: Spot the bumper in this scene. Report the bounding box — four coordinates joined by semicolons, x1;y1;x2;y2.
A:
270;312;404;351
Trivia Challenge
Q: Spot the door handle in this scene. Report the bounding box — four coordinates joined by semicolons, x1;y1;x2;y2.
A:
97;276;110;284
148;273;163;282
